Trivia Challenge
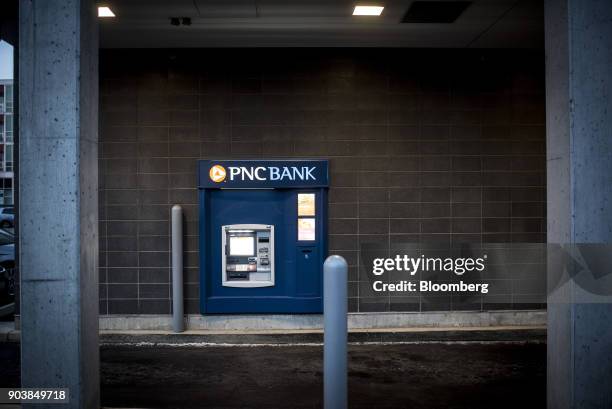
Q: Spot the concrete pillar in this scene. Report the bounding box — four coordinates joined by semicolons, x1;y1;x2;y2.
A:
545;0;612;408
19;1;99;408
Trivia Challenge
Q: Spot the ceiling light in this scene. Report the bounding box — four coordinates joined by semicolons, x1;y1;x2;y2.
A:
353;6;384;16
98;6;115;18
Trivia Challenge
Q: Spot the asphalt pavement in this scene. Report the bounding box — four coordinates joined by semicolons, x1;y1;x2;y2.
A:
0;341;545;409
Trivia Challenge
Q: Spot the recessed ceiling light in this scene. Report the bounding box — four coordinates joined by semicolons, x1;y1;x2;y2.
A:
353;6;384;16
98;6;115;18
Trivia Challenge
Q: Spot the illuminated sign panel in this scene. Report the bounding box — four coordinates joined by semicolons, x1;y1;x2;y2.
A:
198;160;329;188
297;193;316;216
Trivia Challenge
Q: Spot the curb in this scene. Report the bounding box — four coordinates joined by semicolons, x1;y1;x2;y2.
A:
0;322;18;342
98;310;547;331
1;326;546;345
100;328;546;345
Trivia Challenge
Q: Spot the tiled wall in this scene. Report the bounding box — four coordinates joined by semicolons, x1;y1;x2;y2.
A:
99;49;546;315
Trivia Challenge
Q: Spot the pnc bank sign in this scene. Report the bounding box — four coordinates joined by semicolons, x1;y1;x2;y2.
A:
209;164;317;183
199;160;329;189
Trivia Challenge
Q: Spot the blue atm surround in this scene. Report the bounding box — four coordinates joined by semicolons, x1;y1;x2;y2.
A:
199;160;328;314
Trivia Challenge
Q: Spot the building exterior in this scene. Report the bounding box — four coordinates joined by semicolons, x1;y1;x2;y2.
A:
0;0;612;409
0;79;13;206
10;1;612;407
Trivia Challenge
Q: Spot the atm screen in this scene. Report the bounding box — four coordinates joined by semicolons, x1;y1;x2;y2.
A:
229;236;255;256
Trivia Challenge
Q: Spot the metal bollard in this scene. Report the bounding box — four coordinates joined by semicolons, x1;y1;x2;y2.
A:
324;255;348;409
172;205;184;333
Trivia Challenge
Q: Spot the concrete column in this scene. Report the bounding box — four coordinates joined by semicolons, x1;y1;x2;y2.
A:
19;1;99;408
545;0;612;408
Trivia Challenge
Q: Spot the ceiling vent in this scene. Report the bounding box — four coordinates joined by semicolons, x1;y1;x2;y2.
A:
401;1;471;23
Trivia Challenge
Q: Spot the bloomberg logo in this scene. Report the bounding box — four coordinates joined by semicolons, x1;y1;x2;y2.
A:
199;160;329;189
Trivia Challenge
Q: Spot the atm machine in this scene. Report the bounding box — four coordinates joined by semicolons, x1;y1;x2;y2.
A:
222;224;274;287
198;160;328;313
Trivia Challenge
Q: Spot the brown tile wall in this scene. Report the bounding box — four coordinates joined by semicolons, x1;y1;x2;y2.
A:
99;49;546;315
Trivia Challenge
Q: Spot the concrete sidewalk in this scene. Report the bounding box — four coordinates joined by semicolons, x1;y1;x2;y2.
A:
98;310;546;331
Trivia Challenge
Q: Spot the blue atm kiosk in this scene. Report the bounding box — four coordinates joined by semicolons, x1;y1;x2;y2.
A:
198;159;329;313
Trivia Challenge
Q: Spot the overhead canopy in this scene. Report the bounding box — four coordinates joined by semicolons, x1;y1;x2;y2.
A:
100;0;544;48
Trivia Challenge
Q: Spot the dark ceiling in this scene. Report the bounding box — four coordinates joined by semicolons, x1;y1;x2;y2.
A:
99;0;544;48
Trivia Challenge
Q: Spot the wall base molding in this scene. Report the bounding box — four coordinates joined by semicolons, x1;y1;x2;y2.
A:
98;310;546;331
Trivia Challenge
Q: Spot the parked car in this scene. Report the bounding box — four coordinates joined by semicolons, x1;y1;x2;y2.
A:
0;228;15;317
0;207;14;228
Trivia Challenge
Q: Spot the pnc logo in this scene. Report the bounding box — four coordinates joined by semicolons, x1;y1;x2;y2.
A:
209;165;227;183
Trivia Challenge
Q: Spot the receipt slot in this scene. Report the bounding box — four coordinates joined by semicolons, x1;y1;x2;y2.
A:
199;160;329;314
